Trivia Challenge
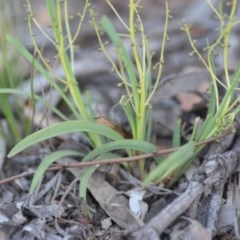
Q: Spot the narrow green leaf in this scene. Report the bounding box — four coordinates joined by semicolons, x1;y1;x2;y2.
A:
0;88;68;121
198;114;215;140
207;53;217;116
79;166;97;201
82;139;160;162
8;120;124;157
101;16;139;104
7;35;50;81
172;119;181;147
212;61;240;127
120;96;136;137
45;0;57;25
6;35;79;118
30;150;82;192
80;141;159;201
144;141;194;184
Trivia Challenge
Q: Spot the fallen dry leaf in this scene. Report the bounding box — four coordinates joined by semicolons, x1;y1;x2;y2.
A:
56;158;140;231
95;116;132;139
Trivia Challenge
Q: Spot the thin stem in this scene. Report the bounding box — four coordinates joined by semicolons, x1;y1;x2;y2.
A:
106;0;130;31
146;0;169;105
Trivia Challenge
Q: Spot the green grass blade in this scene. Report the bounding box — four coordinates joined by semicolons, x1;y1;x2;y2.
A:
45;0;57;26
172;119;181;147
80;140;161;200
101;16;139;103
0;96;21;141
120;96;136;137
30;150;82;192
200;61;240;141
145;106;153;142
80;152;120;201
198;114;215;140
82;139;160;162
207;82;217;116
79;165;97;201
0;88;68;121
144;141;194;184
207;54;218;116
8;120;124;157
6;34;79;118
213;61;240;123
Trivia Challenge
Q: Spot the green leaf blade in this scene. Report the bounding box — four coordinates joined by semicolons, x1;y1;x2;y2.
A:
30;150;82;193
144;141;194;184
8;120;124;157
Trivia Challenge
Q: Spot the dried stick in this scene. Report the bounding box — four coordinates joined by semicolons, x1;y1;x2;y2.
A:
132;149;240;239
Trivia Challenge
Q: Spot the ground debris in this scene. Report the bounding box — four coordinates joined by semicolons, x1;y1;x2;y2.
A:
131;141;240;239
1;1;240;239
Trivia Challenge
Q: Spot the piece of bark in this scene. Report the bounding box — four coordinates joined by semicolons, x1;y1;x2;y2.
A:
88;171;141;231
56;158;140;231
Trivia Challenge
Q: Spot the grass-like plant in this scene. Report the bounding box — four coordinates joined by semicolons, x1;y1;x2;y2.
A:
7;0;240;200
144;0;240;184
88;0;240;185
7;0;163;200
90;0;169;177
0;0;33;145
